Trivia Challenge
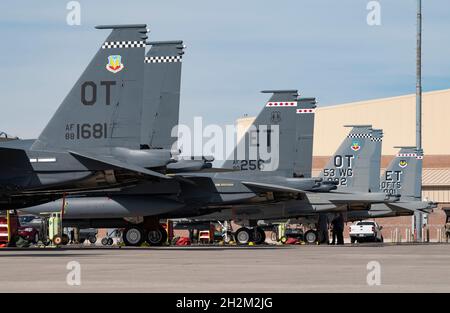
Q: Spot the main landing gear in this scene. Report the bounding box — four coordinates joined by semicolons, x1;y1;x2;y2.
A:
122;217;168;247
234;226;266;245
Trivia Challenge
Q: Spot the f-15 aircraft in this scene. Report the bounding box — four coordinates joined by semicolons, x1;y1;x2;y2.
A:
0;25;182;209
346;147;436;221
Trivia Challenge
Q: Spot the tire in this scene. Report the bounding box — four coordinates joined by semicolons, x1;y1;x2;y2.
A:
146;226;167;246
79;238;85;244
101;237;109;246
304;230;318;244
53;235;63;245
253;227;266;245
123;227;144;246
88;236;97;244
270;231;277;242
107;238;114;245
62;234;69;245
350;237;356;244
235;227;252;245
33;233;39;244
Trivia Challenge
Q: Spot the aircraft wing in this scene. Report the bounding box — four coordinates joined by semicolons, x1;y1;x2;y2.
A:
241;181;306;194
386;201;437;214
69;150;170;180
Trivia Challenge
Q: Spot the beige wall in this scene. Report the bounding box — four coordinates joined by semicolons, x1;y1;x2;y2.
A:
314;89;450;156
235;117;255;141
423;187;450;203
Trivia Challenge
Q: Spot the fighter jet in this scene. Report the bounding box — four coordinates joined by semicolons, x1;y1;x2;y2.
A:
0;25;179;209
20;37;210;244
346;147;436;221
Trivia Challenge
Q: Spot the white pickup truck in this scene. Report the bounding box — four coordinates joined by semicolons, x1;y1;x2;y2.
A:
349;221;384;243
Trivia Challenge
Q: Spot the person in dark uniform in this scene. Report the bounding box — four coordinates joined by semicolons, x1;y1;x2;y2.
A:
330;216;338;245
317;213;329;244
334;213;345;245
445;221;450;243
69;228;75;244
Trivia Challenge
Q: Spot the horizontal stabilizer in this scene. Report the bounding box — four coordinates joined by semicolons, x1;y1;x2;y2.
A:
386;200;437;213
69;151;170;179
241;181;305;194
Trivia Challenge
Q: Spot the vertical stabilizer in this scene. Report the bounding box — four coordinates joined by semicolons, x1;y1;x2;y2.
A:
32;24;148;152
141;40;184;149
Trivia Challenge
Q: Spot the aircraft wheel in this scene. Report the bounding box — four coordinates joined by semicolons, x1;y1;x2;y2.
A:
270;231;277;242
253;227;266;245
235;227;252;245
304;230;318;244
107;238;114;245
123;227;145;246
146;226;167;246
101;238;109;246
350;237;356;244
88;236;97;244
62;234;69;245
33;233;40;244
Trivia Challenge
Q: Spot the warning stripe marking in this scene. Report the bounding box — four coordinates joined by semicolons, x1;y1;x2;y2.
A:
266;102;297;107
296;109;315;114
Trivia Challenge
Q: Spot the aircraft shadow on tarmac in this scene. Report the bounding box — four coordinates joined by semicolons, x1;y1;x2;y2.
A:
0;245;291;253
0;253;103;257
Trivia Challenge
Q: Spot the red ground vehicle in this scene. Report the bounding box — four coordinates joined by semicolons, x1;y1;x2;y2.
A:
0;213;20;246
17;226;40;244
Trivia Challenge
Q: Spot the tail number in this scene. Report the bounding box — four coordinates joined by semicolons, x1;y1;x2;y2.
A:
65;123;108;140
235;160;265;171
325;177;348;186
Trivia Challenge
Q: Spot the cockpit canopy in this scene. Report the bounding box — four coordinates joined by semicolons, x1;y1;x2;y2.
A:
0;131;18;141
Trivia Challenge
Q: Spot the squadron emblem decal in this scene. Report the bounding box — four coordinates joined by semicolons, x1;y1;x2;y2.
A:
351;140;361;151
271;111;281;123
399;160;408;168
106;55;124;73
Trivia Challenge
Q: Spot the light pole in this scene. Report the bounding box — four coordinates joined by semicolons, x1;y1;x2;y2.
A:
414;0;423;242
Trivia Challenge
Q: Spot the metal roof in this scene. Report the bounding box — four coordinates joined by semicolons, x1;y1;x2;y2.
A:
422;169;450;187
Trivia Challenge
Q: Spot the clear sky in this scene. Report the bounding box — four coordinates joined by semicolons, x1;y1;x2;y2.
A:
0;0;449;138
